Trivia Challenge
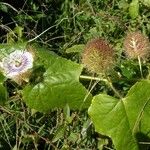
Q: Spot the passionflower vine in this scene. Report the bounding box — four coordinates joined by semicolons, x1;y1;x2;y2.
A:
0;50;34;83
82;38;114;74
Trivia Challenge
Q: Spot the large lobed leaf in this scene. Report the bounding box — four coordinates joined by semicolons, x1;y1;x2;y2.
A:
23;47;92;112
88;80;150;150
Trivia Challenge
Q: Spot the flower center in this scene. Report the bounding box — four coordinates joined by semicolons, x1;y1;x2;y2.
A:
14;60;22;67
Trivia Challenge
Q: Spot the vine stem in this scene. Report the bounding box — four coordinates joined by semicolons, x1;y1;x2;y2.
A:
79;75;107;82
27;18;68;43
80;75;122;99
79;75;101;111
105;76;122;99
78;80;99;112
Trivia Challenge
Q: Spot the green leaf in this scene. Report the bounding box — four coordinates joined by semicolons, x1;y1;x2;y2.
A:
129;0;139;19
52;125;65;142
63;104;73;123
23;47;92;112
0;73;7;105
88;80;150;150
0;3;8;12
141;0;150;7
125;81;150;138
118;0;129;10
14;26;24;38
65;44;85;53
68;132;79;143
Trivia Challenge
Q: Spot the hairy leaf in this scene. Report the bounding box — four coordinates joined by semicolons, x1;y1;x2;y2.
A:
23;47;92;112
88;80;150;150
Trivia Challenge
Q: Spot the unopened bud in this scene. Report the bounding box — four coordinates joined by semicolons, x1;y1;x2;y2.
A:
124;31;150;59
82;38;114;74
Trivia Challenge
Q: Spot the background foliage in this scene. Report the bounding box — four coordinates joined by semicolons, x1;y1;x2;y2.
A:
0;0;150;150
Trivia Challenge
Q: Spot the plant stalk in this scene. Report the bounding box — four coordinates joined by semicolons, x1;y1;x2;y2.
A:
138;56;143;78
80;75;122;99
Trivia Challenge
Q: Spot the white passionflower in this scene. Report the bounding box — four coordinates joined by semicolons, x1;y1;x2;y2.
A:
0;50;33;78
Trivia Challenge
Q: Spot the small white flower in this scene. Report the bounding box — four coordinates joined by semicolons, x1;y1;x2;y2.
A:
0;50;33;78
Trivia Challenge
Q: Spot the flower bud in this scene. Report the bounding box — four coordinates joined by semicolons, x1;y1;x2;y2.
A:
82;38;114;74
124;31;150;59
